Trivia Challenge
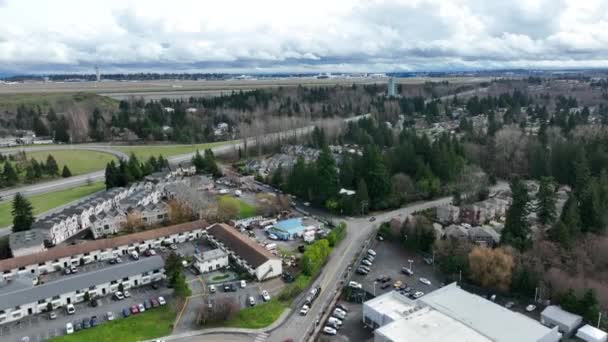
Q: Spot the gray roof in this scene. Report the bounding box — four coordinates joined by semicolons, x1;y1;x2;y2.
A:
0;255;164;312
419;283;560;342
541;306;582;327
200;248;227;261
9;229;47;250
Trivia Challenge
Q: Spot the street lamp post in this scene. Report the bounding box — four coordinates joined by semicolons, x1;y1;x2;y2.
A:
373;281;377;297
408;259;414;273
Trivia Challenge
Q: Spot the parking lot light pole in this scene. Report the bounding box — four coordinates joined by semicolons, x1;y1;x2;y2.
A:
373;281;377;296
408;259;414;273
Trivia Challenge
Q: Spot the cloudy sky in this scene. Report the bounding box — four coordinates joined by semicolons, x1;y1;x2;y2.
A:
1;0;608;74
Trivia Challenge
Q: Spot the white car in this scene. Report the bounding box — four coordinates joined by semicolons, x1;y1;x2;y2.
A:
327;317;343;327
334;307;347;317
124;290;131;298
240;280;247;288
209;285;216;293
348;281;362;289
526;304;537;312
248;296;256;306
261;290;271;301
66;304;75;315
323;326;337;335
106;312;115;321
419;278;432;286
367;249;377;257
332;309;346;320
412;291;425;299
158;296;166;305
114;292;125;300
138;303;146;312
361;259;373;267
65;322;74;335
300;305;310;315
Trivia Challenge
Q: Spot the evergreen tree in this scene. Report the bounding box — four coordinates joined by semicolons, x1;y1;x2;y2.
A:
192;150;206;174
355;178;370;214
61;165;72;178
270;165;284;189
45;155;59;176
2;162;18;186
12;193;34;232
126;153;142;181
31;159;43;179
104;160;118;189
501;179;531;251
536;177;556;225
314;146;338;206
204;149;221;177
339;155;355;189
560;194;581;237
24;165;36;183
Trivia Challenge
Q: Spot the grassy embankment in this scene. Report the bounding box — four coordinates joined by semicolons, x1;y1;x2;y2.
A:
50;306;175;342
0;182;105;227
115;141;232;160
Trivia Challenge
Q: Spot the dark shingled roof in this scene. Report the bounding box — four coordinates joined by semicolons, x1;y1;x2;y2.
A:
207;223;278;268
0;220;207;272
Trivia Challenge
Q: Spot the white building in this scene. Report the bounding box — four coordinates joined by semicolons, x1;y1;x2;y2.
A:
541;305;583;336
193;249;229;274
0;221;207;280
207;223;282;281
364;283;562;342
577;325;608;342
0;256;164;325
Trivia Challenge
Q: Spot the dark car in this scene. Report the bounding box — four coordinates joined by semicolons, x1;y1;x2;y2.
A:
122;308;131;318
380;283;391;290
82;318;91;329
90;299;99;307
230;284;238;292
144;300;152;310
90;316;98;327
74;322;82;332
151;282;160;290
108;258;117;265
151;298;160;308
282;273;295;283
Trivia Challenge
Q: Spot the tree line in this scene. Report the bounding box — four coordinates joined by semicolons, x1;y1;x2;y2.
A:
0;153;72;189
104;154;169;189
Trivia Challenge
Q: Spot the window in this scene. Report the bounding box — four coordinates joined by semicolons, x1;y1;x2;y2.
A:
18;267;25;271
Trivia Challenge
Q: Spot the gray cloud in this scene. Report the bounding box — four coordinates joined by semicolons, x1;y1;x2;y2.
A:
1;0;608;74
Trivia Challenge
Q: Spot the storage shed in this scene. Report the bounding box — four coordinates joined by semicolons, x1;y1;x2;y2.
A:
540;305;583;335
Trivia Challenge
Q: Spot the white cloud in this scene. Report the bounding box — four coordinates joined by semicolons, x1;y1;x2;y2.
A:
0;0;608;74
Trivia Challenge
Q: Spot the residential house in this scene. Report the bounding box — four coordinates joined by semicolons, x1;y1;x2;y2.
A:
436;205;460;224
193;249;229;274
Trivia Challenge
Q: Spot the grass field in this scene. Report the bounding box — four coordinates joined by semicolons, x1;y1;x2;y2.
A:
0;92;118;112
218;195;257;219
50;306;175;342
115;141;232;160
27;150;117;175
225;299;287;329
0;182;105;227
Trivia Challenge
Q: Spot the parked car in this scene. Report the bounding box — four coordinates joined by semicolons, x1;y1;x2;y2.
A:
144;249;157;257
334;307;347;317
114;292;125;300
49;311;57;320
115;257;122;264
323;326;337;335
108;258;117;265
66;304;75;315
348;281;362;289
401;267;414;276
144;300;152;310
525;304;537;312
63;268;71;275
209;285;216;293
74;322;82;331
380;283;391;290
240;280;247;288
170;244;178;250
158;296;166;306
505;301;515;309
82;318;91;329
393;280;403;289
90;299;99;307
122;308;131;318
332;309;346;320
361;259;373;267
138;303;146;312
424;257;434;265
364;255;375;262
124;290;131;298
151;298;160;308
411;291;425;299
419;278;432;286
248;296;256;307
300;305;310;316
335;303;349;312
130;305;139;314
369;217;376;222
356;267;369;275
90;316;99;327
70;266;78;273
65;323;74;335
151;283;160;290
327;317;343;327
262;290;271;302
367;249;377;257
106;312;115;321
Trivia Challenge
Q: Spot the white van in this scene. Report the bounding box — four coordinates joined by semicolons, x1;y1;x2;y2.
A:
66;304;75;315
265;243;277;251
209;285;216;293
130;251;139;260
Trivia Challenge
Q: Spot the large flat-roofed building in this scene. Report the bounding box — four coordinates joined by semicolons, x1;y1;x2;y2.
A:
364;283;562;342
193;248;229;274
9;229;47;257
541;305;583;336
207;223;282;281
0;256;164;325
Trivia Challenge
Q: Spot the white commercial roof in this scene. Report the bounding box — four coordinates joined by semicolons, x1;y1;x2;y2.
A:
541;305;582;328
577;325;608;342
365;291;417;322
419;283;561;342
376;307;491;342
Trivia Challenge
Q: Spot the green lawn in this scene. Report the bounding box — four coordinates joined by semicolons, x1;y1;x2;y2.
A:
50;306;175;342
115;141;233;160
218;195;257;219
225;299;287;329
0;182;105;227
27;150;117;175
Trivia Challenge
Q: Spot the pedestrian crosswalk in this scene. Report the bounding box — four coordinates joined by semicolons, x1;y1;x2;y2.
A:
254;332;269;342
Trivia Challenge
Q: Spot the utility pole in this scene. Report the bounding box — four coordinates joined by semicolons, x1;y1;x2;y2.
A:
408;259;414;273
598;312;602;329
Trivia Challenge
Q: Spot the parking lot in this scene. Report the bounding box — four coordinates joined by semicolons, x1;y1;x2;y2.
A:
0;282;172;342
326;239;443;341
